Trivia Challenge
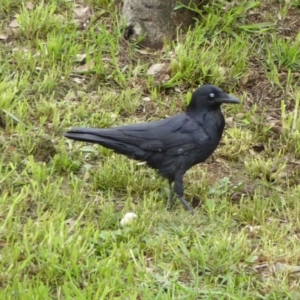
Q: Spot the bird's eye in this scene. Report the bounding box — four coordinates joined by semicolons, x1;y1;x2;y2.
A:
209;93;215;98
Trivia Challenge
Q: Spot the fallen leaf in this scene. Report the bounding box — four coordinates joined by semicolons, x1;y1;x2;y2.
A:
75;53;87;62
136;49;151;55
0;34;8;40
72;61;94;73
71;77;85;84
73;5;89;18
241;73;249;85
11;28;21;38
277;13;282;21
80;145;97;153
147;63;166;76
235;113;245;120
162;74;170;81
25;2;34;10
9;19;19;28
225;116;234;127
271;262;300;274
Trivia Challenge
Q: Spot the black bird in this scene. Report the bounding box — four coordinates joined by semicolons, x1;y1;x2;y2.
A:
64;85;239;214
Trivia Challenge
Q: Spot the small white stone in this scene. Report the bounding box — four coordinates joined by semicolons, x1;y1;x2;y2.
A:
120;212;137;226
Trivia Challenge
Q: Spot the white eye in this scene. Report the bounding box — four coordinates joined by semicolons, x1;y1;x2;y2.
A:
209;93;215;98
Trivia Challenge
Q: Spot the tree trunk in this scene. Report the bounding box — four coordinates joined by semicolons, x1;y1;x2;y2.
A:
122;0;204;49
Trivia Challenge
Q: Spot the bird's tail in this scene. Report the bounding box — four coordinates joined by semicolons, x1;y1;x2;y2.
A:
64;127;143;158
64;127;109;144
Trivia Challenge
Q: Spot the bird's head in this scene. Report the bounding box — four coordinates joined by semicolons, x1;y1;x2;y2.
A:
187;85;240;112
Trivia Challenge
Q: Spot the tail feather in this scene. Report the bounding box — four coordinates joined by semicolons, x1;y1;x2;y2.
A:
64;128;147;159
64;131;110;144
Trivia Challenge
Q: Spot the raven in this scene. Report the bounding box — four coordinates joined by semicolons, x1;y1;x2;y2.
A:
64;85;240;214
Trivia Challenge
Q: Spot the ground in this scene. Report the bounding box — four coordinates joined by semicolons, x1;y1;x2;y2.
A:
1;0;300;298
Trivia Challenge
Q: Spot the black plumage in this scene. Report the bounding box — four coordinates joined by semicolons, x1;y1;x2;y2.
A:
64;85;240;214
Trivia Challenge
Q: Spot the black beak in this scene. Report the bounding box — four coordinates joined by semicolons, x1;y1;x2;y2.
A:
217;93;240;104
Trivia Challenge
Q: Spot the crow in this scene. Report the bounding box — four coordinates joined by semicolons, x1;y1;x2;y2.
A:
64;85;240;214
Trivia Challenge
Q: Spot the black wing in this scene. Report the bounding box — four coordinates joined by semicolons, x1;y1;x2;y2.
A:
64;113;210;159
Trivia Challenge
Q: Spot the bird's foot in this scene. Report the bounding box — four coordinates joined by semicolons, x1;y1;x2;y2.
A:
178;196;194;215
167;203;174;212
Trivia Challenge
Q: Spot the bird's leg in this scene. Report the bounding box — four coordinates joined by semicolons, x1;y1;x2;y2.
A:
167;180;174;211
174;174;194;215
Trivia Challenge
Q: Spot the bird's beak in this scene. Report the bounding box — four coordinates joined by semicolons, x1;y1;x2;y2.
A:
218;93;240;104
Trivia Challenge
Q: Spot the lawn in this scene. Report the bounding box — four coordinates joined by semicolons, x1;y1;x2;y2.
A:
1;0;300;298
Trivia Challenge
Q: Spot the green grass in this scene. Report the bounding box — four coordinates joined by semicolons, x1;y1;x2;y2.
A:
1;0;300;298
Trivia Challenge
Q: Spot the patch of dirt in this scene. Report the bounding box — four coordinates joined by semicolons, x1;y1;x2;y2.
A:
246;0;300;38
203;158;257;202
243;0;300;110
33;137;57;162
277;6;300;40
241;63;285;119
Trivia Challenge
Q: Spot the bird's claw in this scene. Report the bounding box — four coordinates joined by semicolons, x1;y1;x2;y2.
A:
178;196;194;215
167;195;194;215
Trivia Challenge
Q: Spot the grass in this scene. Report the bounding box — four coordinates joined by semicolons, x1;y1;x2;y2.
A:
1;0;300;298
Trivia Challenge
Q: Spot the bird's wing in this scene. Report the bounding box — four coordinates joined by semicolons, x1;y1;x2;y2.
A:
115;114;210;154
65;114;210;157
